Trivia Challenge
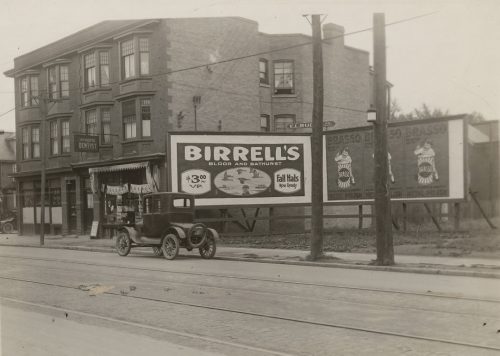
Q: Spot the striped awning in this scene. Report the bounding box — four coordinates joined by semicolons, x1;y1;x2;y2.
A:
89;162;148;174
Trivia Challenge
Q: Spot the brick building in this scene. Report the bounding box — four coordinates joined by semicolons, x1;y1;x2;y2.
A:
4;17;374;235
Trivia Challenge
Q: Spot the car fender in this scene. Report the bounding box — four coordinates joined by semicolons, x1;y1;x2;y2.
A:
207;228;220;241
119;226;140;243
164;226;187;240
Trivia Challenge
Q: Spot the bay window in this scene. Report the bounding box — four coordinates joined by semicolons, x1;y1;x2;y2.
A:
83;50;110;90
19;74;39;107
47;63;70;100
120;36;151;80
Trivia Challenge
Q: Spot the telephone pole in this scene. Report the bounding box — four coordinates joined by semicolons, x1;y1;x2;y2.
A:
309;14;324;260
39;94;48;246
373;13;394;265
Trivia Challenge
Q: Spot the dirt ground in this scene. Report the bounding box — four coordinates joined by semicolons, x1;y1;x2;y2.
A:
220;218;500;259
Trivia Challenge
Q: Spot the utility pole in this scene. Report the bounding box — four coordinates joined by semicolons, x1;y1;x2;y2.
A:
39;93;47;246
373;13;394;265
309;14;324;260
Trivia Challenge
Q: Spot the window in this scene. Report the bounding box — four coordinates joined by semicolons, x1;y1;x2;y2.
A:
274;115;295;132
83;50;110;90
61;120;70;153
100;52;110;86
274;61;294;94
120;37;151;80
20;75;39;107
259;59;268;85
50;121;59;155
84;53;96;89
122;100;136;139
48;64;70;100
101;108;111;144
260;115;270;132
84;109;97;135
22;127;29;159
31;126;40;158
141;98;151;137
139;38;150;75
121;40;135;79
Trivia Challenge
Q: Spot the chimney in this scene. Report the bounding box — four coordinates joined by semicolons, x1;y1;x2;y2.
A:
322;23;344;47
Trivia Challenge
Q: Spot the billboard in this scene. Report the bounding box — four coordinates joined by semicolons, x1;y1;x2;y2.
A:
169;134;312;206
324;116;466;203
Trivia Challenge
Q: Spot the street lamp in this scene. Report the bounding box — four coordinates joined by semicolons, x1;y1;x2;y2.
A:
193;96;201;131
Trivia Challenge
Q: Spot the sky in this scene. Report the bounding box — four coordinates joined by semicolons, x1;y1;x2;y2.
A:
0;0;499;132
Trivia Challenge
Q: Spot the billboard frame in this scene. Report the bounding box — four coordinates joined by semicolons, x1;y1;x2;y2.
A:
167;131;312;208
322;115;469;205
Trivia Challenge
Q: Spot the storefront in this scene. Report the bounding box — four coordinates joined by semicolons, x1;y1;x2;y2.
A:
79;154;165;237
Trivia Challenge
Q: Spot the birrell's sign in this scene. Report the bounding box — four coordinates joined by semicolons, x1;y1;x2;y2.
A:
74;134;99;153
168;133;312;207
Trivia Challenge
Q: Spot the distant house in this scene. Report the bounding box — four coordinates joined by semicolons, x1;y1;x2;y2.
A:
0;131;16;216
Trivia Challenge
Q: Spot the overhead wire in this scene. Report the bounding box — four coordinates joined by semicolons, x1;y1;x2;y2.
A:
0;11;438;121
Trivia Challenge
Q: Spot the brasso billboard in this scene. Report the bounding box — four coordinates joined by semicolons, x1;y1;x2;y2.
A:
323;116;466;203
168;134;312;206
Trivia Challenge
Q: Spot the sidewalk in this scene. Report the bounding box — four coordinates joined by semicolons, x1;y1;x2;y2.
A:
1;234;499;279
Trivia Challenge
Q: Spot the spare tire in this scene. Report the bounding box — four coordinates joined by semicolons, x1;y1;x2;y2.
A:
187;223;207;248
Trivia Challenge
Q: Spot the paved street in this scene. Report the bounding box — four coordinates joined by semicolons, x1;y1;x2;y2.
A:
1;245;500;355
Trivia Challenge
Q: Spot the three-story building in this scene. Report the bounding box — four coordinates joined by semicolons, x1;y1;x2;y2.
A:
5;17;374;235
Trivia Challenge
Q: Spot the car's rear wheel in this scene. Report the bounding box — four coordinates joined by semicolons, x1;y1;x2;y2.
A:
162;233;179;260
152;246;163;256
187;223;207;248
199;232;216;259
116;231;131;256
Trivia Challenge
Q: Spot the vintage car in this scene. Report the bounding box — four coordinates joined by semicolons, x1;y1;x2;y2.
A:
115;192;218;260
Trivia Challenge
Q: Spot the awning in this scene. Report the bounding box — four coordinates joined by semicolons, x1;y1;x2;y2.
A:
89;162;149;174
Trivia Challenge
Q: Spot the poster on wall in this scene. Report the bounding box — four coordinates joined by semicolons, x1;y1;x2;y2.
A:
169;134;312;206
324;116;466;203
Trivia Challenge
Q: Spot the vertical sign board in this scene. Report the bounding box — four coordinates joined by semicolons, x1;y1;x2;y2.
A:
323;116;466;203
169;134;312;206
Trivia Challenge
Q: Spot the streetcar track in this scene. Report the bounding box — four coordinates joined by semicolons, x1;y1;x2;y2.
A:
1;253;499;304
0;258;497;320
0;296;295;356
1;275;499;353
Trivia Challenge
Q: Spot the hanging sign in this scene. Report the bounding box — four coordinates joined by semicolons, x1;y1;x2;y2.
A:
74;134;99;152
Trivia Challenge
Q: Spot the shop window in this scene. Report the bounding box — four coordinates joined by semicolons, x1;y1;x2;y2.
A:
274;115;295;132
23;190;34;207
50;188;61;206
273;60;294;95
259;59;269;85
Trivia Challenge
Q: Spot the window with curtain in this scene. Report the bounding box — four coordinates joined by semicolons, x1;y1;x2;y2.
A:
141;98;151;137
273;61;294;95
84;53;96;89
31;126;40;158
50;121;59;155
139;38;150;75
122;100;136;139
101;108;111;144
85;109;97;135
22;127;29;159
62;120;70;153
121;40;135;79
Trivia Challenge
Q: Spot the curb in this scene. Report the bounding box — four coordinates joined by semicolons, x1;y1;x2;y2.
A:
1;243;499;279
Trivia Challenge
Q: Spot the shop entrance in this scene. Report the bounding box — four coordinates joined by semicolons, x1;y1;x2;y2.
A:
83;178;94;233
67;180;77;232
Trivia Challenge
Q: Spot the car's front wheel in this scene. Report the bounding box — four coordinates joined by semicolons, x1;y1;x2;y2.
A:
162;233;179;260
199;232;216;259
2;222;14;234
116;231;132;256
